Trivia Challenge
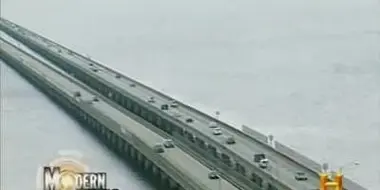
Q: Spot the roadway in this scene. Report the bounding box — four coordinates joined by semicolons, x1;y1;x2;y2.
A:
0;20;320;190
0;38;239;190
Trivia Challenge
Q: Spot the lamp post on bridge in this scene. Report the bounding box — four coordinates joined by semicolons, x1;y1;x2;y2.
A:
215;111;220;120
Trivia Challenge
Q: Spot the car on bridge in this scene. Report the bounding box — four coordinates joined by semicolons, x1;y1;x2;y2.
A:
258;158;269;169
163;139;175;148
92;96;99;102
74;91;81;97
153;143;165;153
147;96;155;103
161;104;169;110
225;136;235;144
186;118;194;123
208;171;220;179
253;153;266;162
295;172;308;181
209;121;217;128
170;100;179;108
213;128;222;135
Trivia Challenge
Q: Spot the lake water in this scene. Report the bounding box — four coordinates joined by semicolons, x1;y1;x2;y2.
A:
1;0;380;189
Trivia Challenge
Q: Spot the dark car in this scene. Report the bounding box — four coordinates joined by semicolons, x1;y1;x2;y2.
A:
295;172;308;181
186;118;194;123
208;171;220;179
253;153;266;163
225;136;236;144
153;144;164;153
147;97;155;103
161;104;169;110
74;91;81;97
163;139;175;148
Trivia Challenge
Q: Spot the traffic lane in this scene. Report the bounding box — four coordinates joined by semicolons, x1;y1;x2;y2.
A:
226;143;314;190
19;32;167;105
164;149;239;190
175;106;320;181
265;146;318;180
0;40;94;101
58;74;238;190
158;105;317;189
91;99;174;147
144;100;311;190
176;107;319;188
267;157;319;189
106;89;309;189
9;31;185;119
90;99;240;190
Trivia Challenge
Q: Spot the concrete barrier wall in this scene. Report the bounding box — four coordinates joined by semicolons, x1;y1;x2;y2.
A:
241;125;268;143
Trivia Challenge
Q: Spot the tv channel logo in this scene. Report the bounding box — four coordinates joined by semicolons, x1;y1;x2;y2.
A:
37;150;118;190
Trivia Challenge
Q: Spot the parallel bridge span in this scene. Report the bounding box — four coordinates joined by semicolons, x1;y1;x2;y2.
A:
0;17;366;190
0;38;241;190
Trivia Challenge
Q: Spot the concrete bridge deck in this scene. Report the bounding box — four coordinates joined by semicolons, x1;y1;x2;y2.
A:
0;17;366;190
0;38;239;190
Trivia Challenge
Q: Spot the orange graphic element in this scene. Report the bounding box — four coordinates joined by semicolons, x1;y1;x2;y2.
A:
319;172;343;190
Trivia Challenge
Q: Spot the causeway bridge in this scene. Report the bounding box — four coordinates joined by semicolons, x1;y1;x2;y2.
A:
0;17;367;190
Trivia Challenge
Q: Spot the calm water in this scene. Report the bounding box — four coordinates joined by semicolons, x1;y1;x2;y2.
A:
1;0;380;189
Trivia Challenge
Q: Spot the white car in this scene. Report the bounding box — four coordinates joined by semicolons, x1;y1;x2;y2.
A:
213;128;222;135
170;100;179;108
259;158;269;169
209;121;217;128
163;139;174;148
